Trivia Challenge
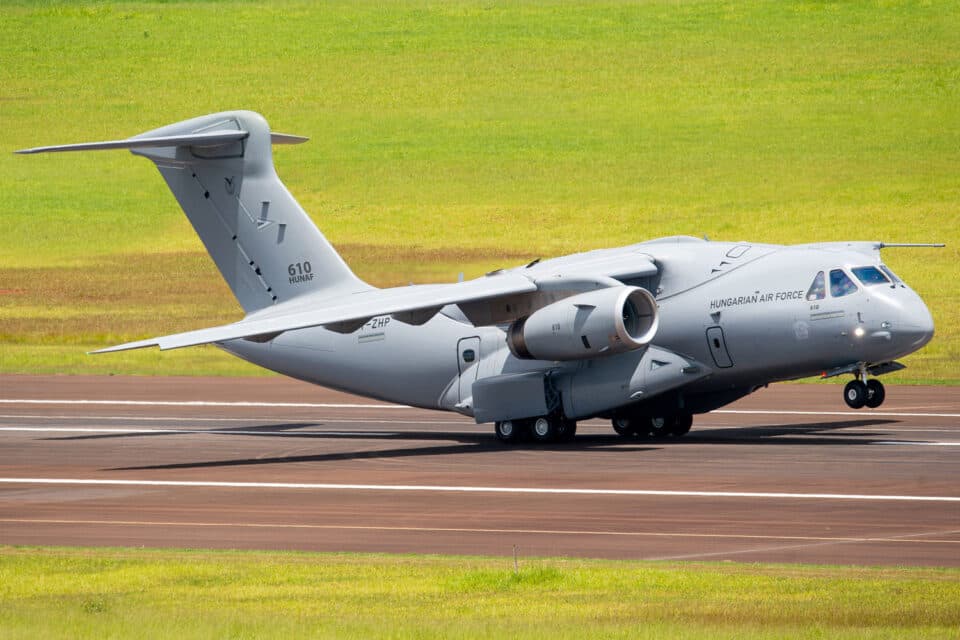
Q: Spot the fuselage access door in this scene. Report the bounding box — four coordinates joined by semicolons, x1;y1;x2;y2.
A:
457;336;481;403
706;326;734;368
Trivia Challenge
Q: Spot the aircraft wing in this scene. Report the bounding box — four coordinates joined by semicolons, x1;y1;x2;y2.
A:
92;271;539;353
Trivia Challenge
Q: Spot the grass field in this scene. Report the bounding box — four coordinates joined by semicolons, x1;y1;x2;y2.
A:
2;546;959;638
1;1;958;381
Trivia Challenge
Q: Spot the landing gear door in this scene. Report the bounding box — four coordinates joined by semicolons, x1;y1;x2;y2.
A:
457;336;481;402
706;326;733;368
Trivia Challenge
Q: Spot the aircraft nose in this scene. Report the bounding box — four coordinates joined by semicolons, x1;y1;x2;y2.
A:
899;297;935;351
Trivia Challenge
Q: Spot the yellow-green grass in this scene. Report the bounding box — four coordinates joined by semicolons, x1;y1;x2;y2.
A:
2;546;959;639
1;1;958;380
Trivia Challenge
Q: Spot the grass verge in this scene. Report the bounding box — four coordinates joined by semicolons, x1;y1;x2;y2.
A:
2;546;959;638
1;1;957;379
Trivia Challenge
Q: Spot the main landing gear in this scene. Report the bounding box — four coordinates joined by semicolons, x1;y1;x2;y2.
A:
843;366;886;409
494;415;577;444
611;413;693;439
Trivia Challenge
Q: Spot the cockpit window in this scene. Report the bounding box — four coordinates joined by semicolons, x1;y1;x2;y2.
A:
806;271;825;301
829;269;858;297
879;264;902;284
851;266;890;286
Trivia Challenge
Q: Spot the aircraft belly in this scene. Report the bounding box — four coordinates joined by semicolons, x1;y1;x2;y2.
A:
219;316;471;409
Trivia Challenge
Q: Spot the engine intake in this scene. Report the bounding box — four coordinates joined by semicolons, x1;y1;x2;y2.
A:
507;286;658;361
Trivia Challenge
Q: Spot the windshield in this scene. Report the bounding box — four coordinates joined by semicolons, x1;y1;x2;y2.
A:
829;269;858;297
851;266;890;286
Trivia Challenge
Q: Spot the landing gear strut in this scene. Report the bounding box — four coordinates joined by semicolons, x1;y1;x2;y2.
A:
843;367;885;409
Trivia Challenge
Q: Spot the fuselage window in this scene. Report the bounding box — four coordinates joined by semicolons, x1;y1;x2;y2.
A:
829;269;858;297
806;271;826;301
462;349;476;363
851;266;890;286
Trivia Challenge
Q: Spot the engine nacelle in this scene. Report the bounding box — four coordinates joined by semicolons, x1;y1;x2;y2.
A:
507;286;658;361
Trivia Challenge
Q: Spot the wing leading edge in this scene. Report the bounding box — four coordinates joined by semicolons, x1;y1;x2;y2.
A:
91;252;658;354
92;272;539;353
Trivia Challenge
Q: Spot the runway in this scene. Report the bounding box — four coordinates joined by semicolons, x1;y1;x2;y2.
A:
1;374;958;566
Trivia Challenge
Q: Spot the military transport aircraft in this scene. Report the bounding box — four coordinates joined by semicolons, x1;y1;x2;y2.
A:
18;111;938;442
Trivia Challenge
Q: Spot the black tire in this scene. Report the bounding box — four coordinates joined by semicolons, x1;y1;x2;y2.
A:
557;419;578;442
495;420;521;443
670;414;693;437
612;416;638;437
865;379;886;408
844;380;868;409
648;416;671;438
531;416;557;443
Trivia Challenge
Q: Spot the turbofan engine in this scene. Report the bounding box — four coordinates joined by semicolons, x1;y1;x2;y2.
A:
507;286;658;361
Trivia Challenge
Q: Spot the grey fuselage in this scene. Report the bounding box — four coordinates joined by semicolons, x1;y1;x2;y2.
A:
221;236;935;421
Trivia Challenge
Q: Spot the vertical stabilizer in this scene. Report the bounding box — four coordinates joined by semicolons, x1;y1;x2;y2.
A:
19;111;370;312
132;111;370;311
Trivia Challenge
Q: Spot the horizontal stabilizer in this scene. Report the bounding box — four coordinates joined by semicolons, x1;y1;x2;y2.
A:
269;132;310;145
15;131;250;154
15;131;307;155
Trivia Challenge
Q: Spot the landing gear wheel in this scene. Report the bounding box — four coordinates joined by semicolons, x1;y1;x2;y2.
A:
670;414;693;437
648;416;671;438
843;380;868;409
865;379;886;408
556;419;577;442
495;420;522;443
531;416;557;442
612;416;641;438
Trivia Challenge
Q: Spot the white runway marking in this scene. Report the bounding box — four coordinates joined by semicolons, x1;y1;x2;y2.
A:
1;399;958;419
715;409;960;418
1;517;957;545
1;426;956;444
0;427;401;437
0;399;408;409
1;477;958;502
876;441;960;447
0;414;467;425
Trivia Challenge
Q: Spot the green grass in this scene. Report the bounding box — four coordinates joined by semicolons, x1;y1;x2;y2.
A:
0;1;958;380
2;546;959;638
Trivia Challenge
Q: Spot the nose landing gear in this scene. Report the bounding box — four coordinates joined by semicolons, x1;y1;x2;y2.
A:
843;370;886;409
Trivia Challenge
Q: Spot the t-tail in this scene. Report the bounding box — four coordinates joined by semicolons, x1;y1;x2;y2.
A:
17;110;370;312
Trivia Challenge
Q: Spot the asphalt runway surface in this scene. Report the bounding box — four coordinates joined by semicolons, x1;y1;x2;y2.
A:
1;374;958;566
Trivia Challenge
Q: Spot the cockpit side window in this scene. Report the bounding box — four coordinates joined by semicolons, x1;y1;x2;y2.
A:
879;264;902;284
851;266;890;286
829;269;858;297
806;271;825;301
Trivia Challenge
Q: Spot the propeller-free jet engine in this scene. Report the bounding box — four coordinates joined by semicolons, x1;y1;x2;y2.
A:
17;111;939;443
